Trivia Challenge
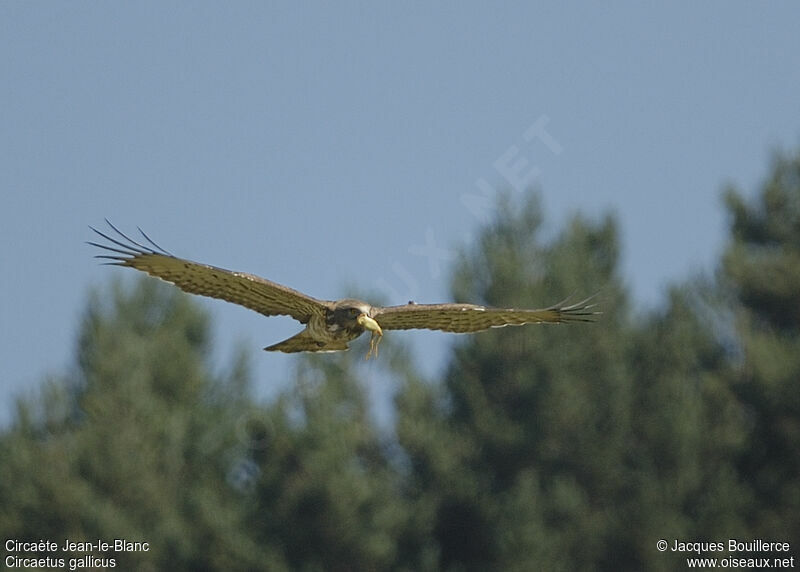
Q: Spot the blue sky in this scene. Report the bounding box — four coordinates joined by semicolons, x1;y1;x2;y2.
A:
2;2;799;425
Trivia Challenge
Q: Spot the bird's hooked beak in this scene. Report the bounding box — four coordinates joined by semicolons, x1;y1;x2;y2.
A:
357;314;383;359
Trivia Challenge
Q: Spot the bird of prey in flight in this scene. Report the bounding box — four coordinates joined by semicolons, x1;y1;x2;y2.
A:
89;221;598;359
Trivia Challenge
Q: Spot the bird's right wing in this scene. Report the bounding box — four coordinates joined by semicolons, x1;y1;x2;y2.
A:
373;297;598;333
89;221;330;323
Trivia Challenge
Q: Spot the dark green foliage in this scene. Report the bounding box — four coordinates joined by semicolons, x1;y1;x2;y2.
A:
2;150;799;569
245;354;409;571
397;194;639;570
624;287;750;570
0;279;279;570
722;152;800;541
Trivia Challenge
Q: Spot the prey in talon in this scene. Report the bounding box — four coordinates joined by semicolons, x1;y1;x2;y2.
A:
357;314;383;359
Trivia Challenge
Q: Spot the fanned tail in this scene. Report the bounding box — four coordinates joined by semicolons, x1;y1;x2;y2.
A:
263;330;350;353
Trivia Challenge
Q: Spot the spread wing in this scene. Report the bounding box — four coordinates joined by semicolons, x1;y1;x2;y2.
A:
372;297;598;333
88;221;330;323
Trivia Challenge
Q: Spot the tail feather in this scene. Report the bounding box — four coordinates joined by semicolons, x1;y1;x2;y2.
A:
264;330;350;354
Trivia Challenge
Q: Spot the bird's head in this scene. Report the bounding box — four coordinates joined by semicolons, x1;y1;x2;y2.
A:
332;299;383;359
332;299;382;334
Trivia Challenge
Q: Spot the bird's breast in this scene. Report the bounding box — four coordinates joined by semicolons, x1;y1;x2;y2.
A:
310;313;361;343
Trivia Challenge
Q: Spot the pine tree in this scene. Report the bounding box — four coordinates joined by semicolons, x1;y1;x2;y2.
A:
246;349;410;571
721;150;800;542
397;192;632;570
626;284;748;570
0;278;280;570
395;191;752;570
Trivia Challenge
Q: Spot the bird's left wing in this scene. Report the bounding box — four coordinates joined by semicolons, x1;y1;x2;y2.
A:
89;221;330;323
372;297;598;333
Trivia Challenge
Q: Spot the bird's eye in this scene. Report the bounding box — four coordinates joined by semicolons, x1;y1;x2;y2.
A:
349;308;358;315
